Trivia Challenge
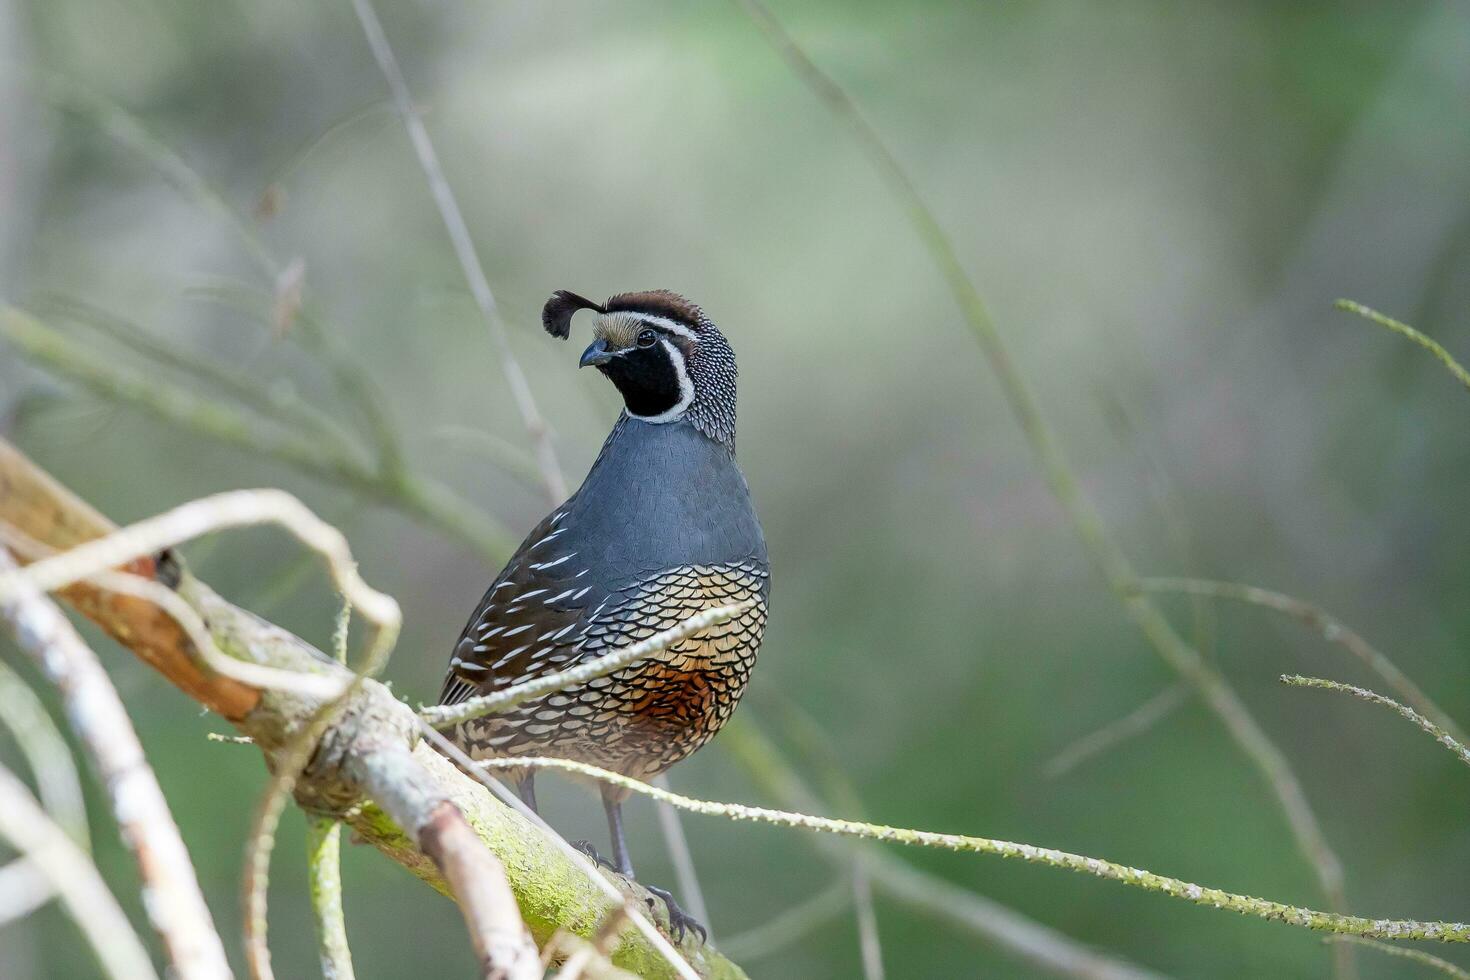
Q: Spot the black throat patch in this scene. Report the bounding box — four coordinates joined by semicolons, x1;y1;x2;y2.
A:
600;343;686;418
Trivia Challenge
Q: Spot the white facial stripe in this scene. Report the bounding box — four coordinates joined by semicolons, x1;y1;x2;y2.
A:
627;337;695;424
637;313;699;341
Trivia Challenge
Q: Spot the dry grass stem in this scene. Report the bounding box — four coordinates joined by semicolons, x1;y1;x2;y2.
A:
0;548;232;978
1142;577;1466;745
1337;300;1470;394
347;0;567;504
1325;937;1470;979
0;764;158;980
479;754;1470;944
1281;675;1470;769
731;6;1350;962
0;658;89;849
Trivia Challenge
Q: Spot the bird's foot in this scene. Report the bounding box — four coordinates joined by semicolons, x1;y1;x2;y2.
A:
570;840;615;872
644;884;707;946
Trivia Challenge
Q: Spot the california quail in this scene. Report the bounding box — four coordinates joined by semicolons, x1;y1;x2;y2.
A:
439;289;769;941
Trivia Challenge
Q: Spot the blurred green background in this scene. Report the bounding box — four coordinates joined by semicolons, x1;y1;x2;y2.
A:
3;1;1469;977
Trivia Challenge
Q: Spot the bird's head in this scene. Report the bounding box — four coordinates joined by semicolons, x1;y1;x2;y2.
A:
543;288;738;446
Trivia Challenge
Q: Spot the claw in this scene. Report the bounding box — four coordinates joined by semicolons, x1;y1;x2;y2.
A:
645;884;707;946
570;840;615;872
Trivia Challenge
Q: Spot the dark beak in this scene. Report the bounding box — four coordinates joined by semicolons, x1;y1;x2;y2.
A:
579;338;616;368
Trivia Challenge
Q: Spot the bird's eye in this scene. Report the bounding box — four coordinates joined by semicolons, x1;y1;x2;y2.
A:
636;329;658;348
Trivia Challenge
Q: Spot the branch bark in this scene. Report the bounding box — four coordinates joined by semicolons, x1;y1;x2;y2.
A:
0;547;234;979
0;436;747;980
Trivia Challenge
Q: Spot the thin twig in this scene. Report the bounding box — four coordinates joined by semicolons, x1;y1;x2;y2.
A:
1337;299;1470;394
852;859;885;980
34;293;359;453
1326;937;1470;979
0;764;158;980
347;0;567;505
1043;685;1191;779
8;489;400;654
305;599;357;980
1;307;518;562
306;817;356;980
1281;675;1470;769
0;521;344;700
421;602;754;728
35;72;411;477
718;880;851;961
725;716;1160;979
0;658;90;849
431;425;545;494
478;754;1470;943
1142;577;1467;746
0;548;231;978
0;859;54;927
733;0;1350;950
551;907;634;980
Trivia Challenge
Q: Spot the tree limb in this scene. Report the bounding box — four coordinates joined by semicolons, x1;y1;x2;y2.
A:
0;436;747;980
0;547;234;979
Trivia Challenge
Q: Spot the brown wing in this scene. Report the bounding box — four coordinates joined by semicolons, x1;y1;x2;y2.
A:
438;507;613;706
451;559;770;777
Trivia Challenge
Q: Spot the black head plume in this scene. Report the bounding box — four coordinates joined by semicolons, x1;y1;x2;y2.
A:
542;290;605;339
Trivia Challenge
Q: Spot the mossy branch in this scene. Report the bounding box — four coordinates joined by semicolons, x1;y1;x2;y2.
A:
306;817;355;980
0;437;745;980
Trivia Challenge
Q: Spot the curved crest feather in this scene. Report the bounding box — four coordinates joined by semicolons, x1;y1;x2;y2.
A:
542;289;606;339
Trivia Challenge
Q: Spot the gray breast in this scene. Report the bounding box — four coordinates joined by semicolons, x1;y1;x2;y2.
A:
558;416;767;582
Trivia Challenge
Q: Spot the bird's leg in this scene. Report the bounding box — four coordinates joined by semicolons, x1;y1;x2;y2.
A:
521;774;618;873
603;793;635;878
603;790;707;945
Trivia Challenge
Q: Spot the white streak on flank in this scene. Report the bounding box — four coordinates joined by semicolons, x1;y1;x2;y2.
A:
628;338;696;424
543;589;576;605
550;511;567;526
516;589;548;601
571;586;592;601
529;553;575;571
503;624;534;637
531;528;566;549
